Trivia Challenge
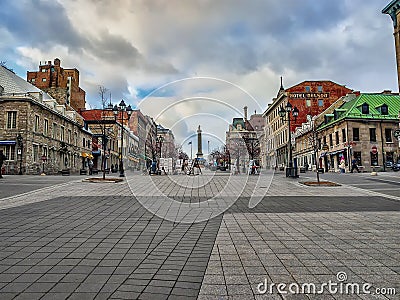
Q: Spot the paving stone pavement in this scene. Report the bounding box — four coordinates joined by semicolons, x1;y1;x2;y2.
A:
0;171;398;299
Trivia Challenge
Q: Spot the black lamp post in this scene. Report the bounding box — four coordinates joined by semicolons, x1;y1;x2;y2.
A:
16;134;23;175
279;102;299;178
156;135;164;158
113;100;133;177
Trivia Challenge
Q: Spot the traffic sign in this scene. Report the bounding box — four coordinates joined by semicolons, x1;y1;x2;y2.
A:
394;129;400;138
371;145;377;154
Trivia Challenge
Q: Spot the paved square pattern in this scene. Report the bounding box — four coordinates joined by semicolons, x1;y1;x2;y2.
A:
0;172;399;299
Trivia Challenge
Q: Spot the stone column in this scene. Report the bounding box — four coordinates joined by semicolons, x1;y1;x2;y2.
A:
196;125;203;158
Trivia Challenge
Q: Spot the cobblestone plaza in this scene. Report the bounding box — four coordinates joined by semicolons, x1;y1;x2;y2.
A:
0;171;399;299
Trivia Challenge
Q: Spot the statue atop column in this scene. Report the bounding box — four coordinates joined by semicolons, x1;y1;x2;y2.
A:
196;125;203;158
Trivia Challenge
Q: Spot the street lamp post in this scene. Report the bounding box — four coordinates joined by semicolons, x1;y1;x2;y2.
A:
16;134;23;175
279;102;299;178
156;135;164;158
113;100;133;177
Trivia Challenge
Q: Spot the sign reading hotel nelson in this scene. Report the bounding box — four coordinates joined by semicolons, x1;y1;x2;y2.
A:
289;92;330;98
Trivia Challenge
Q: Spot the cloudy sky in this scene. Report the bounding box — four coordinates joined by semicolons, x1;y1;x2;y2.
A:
0;0;397;153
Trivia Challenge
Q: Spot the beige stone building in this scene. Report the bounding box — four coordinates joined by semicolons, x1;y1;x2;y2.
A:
226;107;262;172
294;92;400;172
0;66;92;175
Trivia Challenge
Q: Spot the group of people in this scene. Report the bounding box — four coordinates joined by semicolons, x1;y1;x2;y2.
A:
339;157;360;173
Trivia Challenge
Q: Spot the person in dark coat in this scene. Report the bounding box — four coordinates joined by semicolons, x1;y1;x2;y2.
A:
0;150;6;178
351;158;360;173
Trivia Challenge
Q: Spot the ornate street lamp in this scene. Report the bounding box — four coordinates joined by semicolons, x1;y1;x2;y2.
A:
113;100;133;177
279;102;299;178
16;134;23;175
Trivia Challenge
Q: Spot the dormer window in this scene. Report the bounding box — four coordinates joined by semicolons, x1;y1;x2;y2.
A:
361;103;369;114
380;104;388;115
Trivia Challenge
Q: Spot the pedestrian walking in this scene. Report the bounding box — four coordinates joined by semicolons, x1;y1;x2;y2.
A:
339;158;346;173
88;159;94;175
0;150;6;178
351;157;360;173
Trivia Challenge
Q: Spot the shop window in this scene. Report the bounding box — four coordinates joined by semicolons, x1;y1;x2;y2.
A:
386;152;394;163
33;145;39;162
371;152;378;166
354;151;362;165
5;145;16;161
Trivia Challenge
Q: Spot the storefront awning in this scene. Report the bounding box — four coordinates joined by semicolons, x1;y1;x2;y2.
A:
0;140;16;145
328;149;345;155
81;152;94;159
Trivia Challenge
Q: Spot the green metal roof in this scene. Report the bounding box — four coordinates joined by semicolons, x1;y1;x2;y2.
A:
317;93;400;130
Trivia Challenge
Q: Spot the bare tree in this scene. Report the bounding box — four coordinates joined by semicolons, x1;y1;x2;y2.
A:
98;86;109;109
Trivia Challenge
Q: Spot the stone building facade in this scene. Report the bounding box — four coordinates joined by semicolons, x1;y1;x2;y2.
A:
226;107;262;172
27;58;86;112
80;109;140;172
157;124;177;159
0;66;92;175
296;92;400;172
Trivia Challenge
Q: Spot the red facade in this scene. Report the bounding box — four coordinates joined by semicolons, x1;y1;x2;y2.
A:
27;58;86;112
286;81;352;132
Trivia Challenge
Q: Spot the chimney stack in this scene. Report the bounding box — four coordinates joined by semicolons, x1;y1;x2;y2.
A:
244;106;248;121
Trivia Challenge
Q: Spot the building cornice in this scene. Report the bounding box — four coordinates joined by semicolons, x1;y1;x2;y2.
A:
383;0;400;27
263;93;287;117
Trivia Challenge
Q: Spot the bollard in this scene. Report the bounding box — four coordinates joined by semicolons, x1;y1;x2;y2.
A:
371;166;377;176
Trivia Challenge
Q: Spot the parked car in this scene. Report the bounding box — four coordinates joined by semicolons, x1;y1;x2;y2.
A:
392;161;400;171
386;161;394;168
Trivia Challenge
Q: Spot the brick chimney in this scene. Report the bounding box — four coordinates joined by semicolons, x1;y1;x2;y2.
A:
244;106;248;121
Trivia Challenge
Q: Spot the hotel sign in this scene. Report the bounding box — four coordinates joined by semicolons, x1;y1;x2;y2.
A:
289;92;330;99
